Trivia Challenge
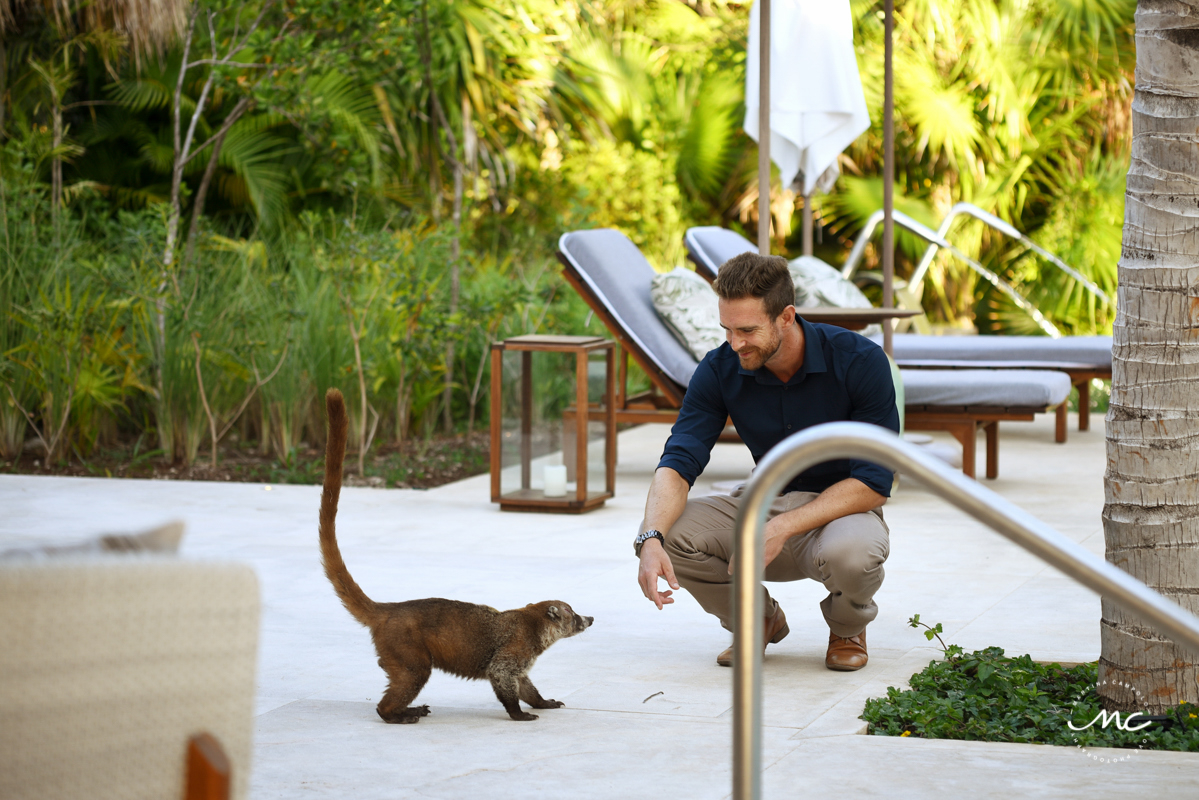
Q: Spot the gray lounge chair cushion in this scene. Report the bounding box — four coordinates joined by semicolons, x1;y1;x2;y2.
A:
874;333;1112;368
902;369;1072;408
650;268;725;362
685;226;752;280
559;230;700;387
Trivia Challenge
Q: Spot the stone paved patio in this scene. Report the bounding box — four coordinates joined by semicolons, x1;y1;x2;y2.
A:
4;413;1199;798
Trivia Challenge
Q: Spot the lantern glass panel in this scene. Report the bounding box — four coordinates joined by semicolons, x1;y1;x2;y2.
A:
498;349;585;499
490;335;614;513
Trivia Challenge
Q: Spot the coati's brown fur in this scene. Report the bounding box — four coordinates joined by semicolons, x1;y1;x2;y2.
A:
319;388;592;723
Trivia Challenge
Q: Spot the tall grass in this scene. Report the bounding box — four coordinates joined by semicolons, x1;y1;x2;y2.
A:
0;165;594;472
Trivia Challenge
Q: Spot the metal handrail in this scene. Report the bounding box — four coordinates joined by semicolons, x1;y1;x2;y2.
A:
731;422;1199;800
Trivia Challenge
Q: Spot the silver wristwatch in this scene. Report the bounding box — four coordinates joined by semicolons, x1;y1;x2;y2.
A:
634;529;665;557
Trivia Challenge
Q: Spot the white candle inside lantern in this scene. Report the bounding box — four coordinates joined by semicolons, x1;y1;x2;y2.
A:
543;464;568;497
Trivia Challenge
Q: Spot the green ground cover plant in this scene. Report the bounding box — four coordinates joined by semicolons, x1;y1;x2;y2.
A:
862;616;1199;752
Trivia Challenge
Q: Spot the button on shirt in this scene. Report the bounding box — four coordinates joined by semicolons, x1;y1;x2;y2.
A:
657;319;900;497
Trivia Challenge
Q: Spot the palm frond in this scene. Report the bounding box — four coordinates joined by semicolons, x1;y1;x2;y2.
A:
108;75;189;114
139;130;174;174
896;50;981;169
1034;0;1136;56
305;72;383;187
821;176;941;265
218;114;294;226
675;71;741;199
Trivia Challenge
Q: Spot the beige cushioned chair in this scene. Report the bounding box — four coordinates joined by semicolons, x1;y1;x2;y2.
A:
0;558;259;800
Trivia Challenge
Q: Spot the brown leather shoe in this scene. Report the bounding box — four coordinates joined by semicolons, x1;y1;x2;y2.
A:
716;604;790;667
825;628;868;671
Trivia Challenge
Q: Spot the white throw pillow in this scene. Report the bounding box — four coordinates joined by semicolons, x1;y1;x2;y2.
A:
790;256;872;309
790;256;880;337
650;268;725;362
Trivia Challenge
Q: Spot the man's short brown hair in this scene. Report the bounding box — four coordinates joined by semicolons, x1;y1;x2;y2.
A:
712;252;794;320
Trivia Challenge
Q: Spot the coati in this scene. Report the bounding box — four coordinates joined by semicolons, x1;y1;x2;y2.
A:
319;388;593;723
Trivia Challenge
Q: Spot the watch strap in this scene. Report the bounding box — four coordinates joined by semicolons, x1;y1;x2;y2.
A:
634;529;665;557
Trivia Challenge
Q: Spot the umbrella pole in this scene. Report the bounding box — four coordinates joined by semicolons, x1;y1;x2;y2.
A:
757;0;771;257
882;0;895;356
802;193;813;256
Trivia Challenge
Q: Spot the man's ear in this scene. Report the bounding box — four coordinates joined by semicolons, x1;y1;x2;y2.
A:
779;304;797;327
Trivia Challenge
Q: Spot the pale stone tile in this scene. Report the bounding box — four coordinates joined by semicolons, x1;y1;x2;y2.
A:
7;414;1193;798
765;735;1199;799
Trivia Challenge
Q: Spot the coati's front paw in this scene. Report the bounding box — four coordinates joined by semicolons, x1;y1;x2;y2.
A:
509;711;539;721
378;705;431;724
531;699;565;709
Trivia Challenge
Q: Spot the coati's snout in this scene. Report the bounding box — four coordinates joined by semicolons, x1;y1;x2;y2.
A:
543;602;593;638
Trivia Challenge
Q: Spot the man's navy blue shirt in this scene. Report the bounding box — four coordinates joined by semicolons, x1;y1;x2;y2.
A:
658;319;900;497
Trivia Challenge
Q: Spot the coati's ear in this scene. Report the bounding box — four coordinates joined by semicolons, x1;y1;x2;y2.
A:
547;605;560;619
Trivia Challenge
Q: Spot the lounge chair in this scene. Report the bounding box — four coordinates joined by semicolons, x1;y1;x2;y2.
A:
559;228;1071;478
684;225;1111;432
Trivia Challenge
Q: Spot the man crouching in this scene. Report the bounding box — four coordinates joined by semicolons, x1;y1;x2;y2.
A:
634;252;897;670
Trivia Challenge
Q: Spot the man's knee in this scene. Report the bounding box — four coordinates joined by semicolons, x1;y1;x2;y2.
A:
817;514;889;579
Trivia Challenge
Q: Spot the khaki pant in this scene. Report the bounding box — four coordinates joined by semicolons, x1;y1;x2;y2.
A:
661;490;889;638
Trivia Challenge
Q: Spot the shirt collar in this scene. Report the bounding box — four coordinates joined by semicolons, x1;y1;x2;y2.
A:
737;316;827;383
799;317;827;375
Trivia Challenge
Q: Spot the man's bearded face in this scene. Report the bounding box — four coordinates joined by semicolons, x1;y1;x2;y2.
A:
718;296;787;371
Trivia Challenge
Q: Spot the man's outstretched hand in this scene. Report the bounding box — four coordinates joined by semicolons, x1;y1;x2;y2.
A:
638;539;680;610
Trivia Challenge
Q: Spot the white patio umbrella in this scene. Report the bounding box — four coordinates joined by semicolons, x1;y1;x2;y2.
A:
744;0;870;255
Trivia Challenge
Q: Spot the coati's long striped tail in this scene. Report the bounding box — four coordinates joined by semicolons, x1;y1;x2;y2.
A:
319;388;378;627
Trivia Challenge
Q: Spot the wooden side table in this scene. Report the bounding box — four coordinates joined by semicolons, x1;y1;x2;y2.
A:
489;335;616;513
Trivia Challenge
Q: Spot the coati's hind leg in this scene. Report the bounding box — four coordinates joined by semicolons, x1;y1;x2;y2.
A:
376;652;433;724
519;676;564;710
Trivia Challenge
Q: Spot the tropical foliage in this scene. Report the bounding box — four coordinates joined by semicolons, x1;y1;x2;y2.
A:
1;0;1133;470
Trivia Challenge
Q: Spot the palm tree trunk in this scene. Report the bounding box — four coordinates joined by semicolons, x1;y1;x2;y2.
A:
1100;0;1199;713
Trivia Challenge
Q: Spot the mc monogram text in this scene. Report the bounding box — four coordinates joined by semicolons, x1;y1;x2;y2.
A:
1068;709;1153;733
